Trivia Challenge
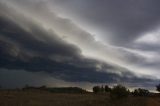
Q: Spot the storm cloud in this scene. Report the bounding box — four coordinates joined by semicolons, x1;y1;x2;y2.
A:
52;0;160;45
0;0;160;90
0;8;145;83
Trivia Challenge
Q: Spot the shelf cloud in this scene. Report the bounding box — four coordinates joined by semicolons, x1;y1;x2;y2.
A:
0;0;160;90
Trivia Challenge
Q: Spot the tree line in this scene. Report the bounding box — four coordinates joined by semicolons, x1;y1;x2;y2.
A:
0;83;160;98
92;84;160;99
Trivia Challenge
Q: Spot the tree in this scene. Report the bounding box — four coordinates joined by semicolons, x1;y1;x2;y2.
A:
100;85;105;93
93;86;101;93
39;85;47;90
105;85;111;92
25;84;29;88
132;88;150;96
156;84;160;92
110;85;129;99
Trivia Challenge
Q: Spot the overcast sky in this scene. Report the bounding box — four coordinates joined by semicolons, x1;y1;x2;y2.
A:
0;0;160;91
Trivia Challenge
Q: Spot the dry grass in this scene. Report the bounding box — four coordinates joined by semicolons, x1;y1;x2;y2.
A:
0;91;160;106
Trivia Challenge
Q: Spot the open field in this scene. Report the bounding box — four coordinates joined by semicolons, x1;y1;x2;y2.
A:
0;91;160;106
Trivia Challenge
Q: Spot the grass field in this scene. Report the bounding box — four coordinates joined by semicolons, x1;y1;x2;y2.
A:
0;91;160;106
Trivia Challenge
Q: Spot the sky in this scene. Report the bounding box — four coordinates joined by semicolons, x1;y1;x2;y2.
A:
0;0;160;91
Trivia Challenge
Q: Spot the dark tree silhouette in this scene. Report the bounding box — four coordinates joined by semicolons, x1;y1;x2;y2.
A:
39;85;47;90
132;88;149;96
100;85;105;93
105;85;111;92
110;85;129;99
156;84;160;92
93;86;101;93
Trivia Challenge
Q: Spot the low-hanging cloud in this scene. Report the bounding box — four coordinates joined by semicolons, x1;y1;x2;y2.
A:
0;11;140;83
52;0;160;46
0;0;160;90
50;0;160;78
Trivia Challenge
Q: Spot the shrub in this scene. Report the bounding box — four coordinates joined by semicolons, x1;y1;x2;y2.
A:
132;88;150;96
156;84;160;92
93;85;112;93
105;85;111;92
93;86;101;93
100;85;105;93
110;85;129;99
39;85;47;90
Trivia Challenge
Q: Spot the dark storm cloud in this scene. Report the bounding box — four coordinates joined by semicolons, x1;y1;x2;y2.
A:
0;15;118;83
52;0;160;45
0;3;81;57
0;1;160;91
49;0;160;79
0;2;155;84
1;69;157;91
5;0;160;74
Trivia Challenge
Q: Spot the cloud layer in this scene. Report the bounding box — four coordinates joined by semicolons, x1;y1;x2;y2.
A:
0;0;160;90
50;0;160;78
0;6;140;83
52;0;160;45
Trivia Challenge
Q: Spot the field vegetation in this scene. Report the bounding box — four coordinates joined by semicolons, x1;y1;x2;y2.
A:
0;84;160;106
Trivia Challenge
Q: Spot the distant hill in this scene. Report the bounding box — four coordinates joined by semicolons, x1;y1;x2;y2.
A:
22;86;87;93
47;87;87;93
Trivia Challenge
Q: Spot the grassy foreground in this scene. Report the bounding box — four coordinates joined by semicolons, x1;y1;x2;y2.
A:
0;91;160;106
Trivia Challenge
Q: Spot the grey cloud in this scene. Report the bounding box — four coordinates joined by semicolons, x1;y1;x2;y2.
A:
133;42;160;52
1;68;157;91
0;68;49;89
5;0;160;74
0;15;133;83
0;0;160;90
0;2;156;85
27;0;160;79
52;0;160;46
0;11;81;58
